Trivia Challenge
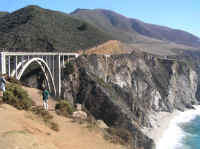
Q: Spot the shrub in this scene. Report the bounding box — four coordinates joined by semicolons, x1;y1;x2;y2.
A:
63;62;74;76
77;23;87;31
105;127;132;146
3;83;33;110
31;107;59;131
55;100;75;117
6;77;21;85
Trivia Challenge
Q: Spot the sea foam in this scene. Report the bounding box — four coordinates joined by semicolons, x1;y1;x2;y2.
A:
156;106;200;149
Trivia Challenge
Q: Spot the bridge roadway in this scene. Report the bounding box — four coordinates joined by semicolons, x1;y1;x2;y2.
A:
0;52;79;97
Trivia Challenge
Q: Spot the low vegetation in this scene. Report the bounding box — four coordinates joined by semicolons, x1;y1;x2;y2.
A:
0;5;112;52
6;76;22;85
2;82;59;131
55;100;75;117
31;107;59;131
104;127;133;146
72;9;200;48
63;62;75;76
3;83;33;110
177;61;190;75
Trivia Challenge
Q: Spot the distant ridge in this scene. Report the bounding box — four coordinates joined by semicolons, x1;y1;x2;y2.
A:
0;11;9;18
0;6;113;52
71;9;200;48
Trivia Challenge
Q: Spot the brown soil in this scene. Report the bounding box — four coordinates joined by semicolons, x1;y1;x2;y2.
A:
79;40;132;55
0;87;126;149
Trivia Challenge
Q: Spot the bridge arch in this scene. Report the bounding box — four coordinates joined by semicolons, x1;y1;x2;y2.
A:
0;52;79;97
12;58;56;96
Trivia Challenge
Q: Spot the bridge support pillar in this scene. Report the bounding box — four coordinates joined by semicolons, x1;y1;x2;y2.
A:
8;56;10;77
54;54;61;97
0;52;6;75
15;56;18;78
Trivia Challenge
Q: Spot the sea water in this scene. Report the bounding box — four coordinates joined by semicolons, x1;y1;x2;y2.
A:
157;106;200;149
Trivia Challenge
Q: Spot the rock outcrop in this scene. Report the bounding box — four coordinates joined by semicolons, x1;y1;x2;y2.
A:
60;52;199;149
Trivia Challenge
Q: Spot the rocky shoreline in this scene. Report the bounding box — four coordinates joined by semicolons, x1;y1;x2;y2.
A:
142;110;179;144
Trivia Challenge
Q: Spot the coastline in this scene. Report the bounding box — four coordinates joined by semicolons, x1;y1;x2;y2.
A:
142;110;180;147
142;105;200;149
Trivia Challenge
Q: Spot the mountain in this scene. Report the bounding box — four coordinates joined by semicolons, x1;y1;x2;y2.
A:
71;9;200;48
0;11;9;18
0;6;113;52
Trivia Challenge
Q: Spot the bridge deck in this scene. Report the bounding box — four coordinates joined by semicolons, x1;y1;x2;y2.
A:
1;52;79;57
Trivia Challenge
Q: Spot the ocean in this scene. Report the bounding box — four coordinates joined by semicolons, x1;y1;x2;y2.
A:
157;106;200;149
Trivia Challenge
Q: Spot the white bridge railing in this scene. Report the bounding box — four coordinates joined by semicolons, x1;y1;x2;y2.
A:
0;52;79;97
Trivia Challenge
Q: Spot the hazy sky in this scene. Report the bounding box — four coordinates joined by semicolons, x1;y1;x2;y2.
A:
1;0;199;37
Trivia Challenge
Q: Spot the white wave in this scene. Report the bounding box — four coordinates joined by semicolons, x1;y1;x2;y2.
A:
156;105;200;149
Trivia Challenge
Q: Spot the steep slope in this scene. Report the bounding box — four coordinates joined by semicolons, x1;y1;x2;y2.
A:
71;8;150;43
0;6;113;52
82;39;197;56
82;40;133;55
60;52;200;149
71;9;200;48
0;87;126;149
130;19;200;47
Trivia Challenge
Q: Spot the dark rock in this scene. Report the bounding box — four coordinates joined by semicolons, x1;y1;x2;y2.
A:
57;53;200;149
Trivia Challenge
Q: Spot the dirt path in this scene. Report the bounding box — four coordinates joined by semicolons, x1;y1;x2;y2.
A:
22;86;57;110
0;87;126;149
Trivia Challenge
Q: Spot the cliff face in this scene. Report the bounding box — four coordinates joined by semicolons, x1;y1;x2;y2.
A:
61;53;199;149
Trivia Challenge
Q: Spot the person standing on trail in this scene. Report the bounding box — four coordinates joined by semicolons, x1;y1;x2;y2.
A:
0;75;6;97
42;88;49;110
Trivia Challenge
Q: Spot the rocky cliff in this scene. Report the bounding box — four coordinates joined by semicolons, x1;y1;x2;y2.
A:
60;51;199;149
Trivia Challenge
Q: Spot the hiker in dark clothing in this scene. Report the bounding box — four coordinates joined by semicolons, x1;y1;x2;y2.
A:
42;89;49;110
0;75;6;97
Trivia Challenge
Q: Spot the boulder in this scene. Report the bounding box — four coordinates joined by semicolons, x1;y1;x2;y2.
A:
72;111;87;120
96;120;109;129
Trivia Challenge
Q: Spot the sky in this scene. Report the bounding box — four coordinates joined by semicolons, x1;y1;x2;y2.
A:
1;0;200;38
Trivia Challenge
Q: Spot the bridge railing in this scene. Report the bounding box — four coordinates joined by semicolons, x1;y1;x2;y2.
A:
0;52;79;97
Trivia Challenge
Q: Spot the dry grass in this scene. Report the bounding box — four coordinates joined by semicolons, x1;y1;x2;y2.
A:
83;40;129;55
31;106;59;131
104;127;133;147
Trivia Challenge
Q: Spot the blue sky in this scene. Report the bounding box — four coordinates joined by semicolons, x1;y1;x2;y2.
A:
1;0;200;37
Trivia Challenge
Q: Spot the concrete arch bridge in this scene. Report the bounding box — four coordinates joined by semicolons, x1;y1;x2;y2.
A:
0;52;79;97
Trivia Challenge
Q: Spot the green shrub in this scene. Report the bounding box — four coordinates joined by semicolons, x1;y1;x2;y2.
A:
31;107;59;131
77;23;87;31
177;62;189;75
63;62;74;76
6;77;21;85
55;100;75;117
3;83;33;110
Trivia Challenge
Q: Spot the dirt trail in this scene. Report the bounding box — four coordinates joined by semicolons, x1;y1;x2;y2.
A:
22;86;57;110
0;87;126;149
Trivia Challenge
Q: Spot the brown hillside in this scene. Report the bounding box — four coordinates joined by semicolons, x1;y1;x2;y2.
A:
81;40;133;55
80;40;196;56
0;87;126;149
